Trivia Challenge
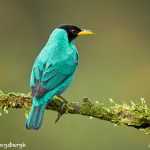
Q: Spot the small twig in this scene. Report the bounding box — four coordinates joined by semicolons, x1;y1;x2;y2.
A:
55;113;63;123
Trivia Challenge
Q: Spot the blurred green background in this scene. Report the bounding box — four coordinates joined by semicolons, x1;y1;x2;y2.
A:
0;0;150;149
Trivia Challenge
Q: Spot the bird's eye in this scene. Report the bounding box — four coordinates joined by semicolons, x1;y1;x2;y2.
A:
71;29;77;34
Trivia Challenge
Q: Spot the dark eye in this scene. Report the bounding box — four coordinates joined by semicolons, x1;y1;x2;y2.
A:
71;29;77;34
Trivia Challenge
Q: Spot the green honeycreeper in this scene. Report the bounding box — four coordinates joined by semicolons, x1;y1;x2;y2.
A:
26;24;95;130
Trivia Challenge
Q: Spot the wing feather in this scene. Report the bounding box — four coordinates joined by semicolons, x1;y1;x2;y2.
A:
30;61;76;99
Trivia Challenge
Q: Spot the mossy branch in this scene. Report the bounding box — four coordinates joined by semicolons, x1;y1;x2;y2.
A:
0;90;150;134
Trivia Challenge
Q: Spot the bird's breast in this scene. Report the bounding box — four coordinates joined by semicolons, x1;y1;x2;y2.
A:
68;50;79;65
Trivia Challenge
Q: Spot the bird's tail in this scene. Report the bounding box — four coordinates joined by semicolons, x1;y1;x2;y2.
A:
26;99;47;130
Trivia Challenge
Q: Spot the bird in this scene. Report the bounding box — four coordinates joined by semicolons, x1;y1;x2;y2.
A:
26;24;95;130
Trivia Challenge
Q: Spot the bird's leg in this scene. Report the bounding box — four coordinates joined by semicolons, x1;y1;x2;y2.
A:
58;95;69;112
57;95;69;103
55;95;69;123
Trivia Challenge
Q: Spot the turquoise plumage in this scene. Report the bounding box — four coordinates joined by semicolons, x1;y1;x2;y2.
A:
26;24;94;130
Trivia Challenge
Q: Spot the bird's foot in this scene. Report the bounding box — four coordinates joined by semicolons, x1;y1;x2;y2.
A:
57;95;69;112
55;95;69;123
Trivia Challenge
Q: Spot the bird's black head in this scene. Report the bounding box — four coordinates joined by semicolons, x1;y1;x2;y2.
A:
58;24;82;43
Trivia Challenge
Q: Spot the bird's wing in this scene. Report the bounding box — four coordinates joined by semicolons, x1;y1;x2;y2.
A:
30;61;76;99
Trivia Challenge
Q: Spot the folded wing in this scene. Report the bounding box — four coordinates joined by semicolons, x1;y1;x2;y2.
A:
30;61;76;99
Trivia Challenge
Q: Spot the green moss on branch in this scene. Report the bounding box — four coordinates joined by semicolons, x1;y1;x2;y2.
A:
0;91;150;134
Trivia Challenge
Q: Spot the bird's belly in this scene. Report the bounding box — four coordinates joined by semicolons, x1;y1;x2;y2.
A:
55;52;78;94
55;73;75;95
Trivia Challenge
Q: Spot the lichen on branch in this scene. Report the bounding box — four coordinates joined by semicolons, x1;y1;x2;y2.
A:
0;90;150;134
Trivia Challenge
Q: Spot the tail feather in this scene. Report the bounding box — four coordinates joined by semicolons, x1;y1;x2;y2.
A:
26;102;47;130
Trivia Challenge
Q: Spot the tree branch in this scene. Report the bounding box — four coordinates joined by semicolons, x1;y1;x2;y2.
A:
0;90;150;134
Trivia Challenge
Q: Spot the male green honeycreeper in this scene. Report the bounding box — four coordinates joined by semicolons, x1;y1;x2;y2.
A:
26;24;95;130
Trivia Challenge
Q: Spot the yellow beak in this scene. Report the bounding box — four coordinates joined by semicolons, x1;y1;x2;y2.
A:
78;29;95;36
